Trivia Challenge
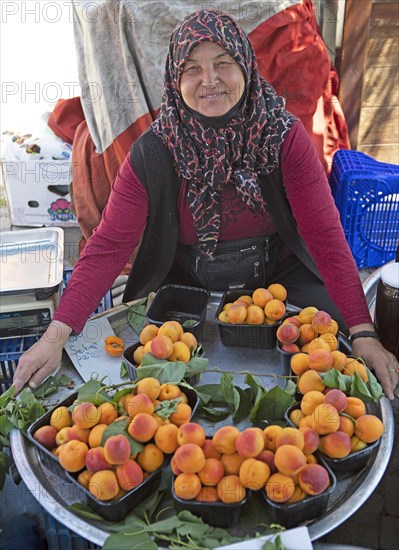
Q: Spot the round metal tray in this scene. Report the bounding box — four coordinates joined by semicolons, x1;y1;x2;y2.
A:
10;293;394;547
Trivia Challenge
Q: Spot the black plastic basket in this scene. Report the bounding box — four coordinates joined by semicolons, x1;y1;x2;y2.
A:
146;285;210;340
215;290;281;349
259;458;336;528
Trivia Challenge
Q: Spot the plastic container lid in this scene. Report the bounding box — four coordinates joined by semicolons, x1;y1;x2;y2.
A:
380;263;399;288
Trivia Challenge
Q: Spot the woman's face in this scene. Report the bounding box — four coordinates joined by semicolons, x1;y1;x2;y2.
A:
179;41;245;117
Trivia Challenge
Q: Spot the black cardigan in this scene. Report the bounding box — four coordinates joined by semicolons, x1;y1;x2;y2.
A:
122;130;321;301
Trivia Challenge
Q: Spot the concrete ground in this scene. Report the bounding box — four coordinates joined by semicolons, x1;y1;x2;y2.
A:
0;180;398;549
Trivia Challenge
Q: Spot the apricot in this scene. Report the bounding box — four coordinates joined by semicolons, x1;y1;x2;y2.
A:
133;345;146;365
265;473;295;503
264;299;286;321
311;404;340;435
59;440;88;472
139;324;159;345
290;353;310;376
308;338;332;354
89;470;119;501
298;324;317;346
162;321;184;338
287;485;306;503
222;302;234;311
177;423;206;447
198;458;225;486
298;370;326;394
137;443;164;473
298;415;313;429
212;426;240;455
235;428;265;458
331;350;348;372
289;408;305;427
298;464;330;495
169;403;192;426
55;426;72;446
159;384;182;401
98;402;118;425
237;294;253;306
252;288;274;308
116;459;144;491
33;425;57;450
154;423;179;454
298;306;318;325
171;455;182;475
195;486;219;502
174;473;202;500
345;359;369;382
245;305;265;324
77;469;93;489
324;389;347;413
318;332;338;352
158;324;179;343
255;450;277;474
88;424;108;448
218;311;229;323
280;343;301;353
103;434;131;465
267;283;287;302
217;475;246;503
72;402;101;429
311;310;332;334
202;439;221;460
227;303;247;324
174;443;206;474
305;454;318;465
143;341;152;355
50;406;72;432
320;431;351;458
343;397;366;419
300;390;325;415
299;427;320;455
338;415;355;437
124;393;155;418
308;349;333;372
128;413;159;443
85;447;112;472
354;415;384;443
179;332;197;352
168;341;191;363
277;323;299;344
136;377;161;401
275;427;305;450
263;425;283;452
220;452;245;475
274;444;307;476
68;425;90;444
350;435;368;452
150;335;174;359
239;458;270;490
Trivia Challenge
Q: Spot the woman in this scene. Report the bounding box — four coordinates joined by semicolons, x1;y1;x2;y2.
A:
13;10;398;399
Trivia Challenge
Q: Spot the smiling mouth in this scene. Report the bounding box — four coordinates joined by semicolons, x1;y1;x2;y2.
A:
201;92;225;100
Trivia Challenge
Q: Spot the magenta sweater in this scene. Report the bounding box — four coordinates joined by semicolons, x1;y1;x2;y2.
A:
54;121;371;333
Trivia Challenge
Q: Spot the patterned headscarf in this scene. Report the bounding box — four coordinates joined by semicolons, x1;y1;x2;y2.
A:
151;9;296;259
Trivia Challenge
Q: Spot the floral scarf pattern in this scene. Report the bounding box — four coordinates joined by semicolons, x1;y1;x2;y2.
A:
151;9;296;259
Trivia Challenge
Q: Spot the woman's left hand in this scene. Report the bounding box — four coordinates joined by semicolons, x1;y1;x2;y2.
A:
351;338;399;400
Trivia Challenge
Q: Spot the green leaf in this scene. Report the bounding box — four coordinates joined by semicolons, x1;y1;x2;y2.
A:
125;433;145;455
77;378;112;405
112;386;135;405
350;372;373;403
366;368;384;403
154;397;182;420
0;386;16;407
182;320;197;327
184;356;208;377
282;379;297;396
232;387;253;423
57;374;75;387
0;414;17;437
262;535;287;550
100;418;130;445
220;373;239;411
132;486;168;521
68;502;105;521
0;450;11;491
251;386;295;423
244;373;265;402
320;369;352;392
103;532;157;550
119;361;129;379
136;361;186;384
194;383;226;403
126;300;147;336
200;405;230;422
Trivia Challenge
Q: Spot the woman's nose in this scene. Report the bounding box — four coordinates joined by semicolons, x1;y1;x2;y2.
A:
202;65;218;84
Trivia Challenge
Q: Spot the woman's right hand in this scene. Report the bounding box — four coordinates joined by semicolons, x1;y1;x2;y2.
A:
13;321;73;393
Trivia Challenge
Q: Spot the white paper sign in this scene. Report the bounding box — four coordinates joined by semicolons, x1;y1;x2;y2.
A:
216;526;312;550
64;316;126;385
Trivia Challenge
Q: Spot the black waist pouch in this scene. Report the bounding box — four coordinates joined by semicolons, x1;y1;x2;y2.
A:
175;234;283;291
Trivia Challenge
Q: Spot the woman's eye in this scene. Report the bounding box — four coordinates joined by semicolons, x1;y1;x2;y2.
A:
216;61;231;67
184;65;199;73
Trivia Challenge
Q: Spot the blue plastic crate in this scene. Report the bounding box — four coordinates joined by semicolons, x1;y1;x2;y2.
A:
336;173;399;268
43;511;100;550
330;149;398;198
63;268;113;315
0;336;39;394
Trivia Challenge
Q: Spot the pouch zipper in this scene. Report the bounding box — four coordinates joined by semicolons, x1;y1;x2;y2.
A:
240;245;258;253
195;257;200;272
254;261;260;277
264;237;270;263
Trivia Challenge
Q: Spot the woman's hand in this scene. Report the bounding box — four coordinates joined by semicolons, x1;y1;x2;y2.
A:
13;321;73;393
351;338;399;400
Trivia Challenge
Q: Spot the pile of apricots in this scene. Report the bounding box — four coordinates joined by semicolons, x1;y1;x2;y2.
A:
217;284;287;325
170;422;331;505
133;321;199;366
32;378;194;501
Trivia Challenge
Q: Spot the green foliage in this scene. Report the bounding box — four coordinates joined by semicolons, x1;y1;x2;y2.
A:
125;298;148;336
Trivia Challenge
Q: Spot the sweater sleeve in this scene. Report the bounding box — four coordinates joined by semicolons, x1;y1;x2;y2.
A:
53;154;149;333
281;121;371;328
